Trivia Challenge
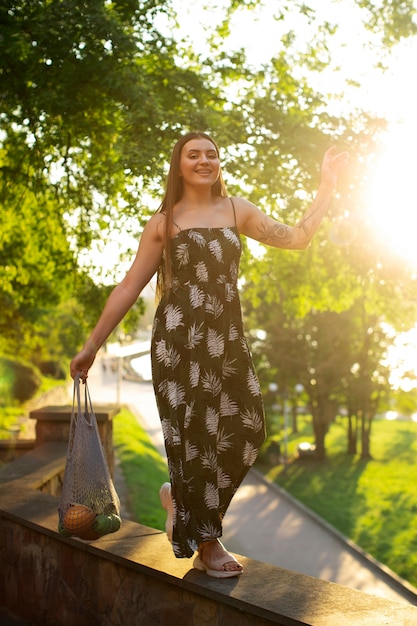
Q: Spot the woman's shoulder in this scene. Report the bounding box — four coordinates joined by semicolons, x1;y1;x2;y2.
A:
228;196;259;223
143;211;166;241
228;195;257;209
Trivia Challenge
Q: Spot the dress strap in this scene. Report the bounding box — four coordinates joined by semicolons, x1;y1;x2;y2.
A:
229;197;237;227
161;211;181;233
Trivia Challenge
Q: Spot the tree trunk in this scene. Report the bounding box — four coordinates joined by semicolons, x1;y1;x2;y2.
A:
360;412;373;459
291;402;298;434
347;412;357;455
312;411;327;460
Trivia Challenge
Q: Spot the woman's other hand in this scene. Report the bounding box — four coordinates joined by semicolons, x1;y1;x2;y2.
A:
70;343;97;381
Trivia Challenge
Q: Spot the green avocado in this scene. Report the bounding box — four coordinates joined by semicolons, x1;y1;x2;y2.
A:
93;513;121;536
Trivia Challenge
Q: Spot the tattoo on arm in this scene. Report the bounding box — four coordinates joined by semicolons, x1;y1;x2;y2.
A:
256;191;331;248
297;195;328;236
256;220;294;245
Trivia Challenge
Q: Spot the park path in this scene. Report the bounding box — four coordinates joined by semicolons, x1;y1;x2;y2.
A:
83;356;417;606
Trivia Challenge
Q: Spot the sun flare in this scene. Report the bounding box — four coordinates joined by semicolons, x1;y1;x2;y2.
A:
365;121;417;266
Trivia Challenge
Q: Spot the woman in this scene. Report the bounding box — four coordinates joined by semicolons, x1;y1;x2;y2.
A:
70;131;348;578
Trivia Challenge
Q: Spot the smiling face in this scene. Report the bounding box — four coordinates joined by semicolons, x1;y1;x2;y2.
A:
179;137;221;189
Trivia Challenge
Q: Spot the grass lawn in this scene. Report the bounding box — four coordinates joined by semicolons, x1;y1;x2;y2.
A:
113;407;169;531
256;414;417;588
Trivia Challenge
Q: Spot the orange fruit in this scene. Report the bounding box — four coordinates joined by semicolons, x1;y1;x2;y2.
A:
63;504;96;535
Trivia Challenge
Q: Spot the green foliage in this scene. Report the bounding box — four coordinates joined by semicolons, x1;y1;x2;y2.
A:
113;407;169;530
0;187;75;354
0;0;244;371
0;406;23;439
356;0;417;46
0;0;228;219
0;358;41;404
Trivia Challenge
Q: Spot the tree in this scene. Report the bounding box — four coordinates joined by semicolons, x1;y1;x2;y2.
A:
0;0;238;362
241;194;417;459
3;0;416;396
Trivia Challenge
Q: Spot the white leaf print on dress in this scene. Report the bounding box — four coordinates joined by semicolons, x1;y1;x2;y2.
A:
247;368;261;396
217;466;232;489
184;401;196;429
185;322;205;349
225;283;236;302
228;324;239;341
185;440;200;462
229;260;238;282
240;337;250;355
201;448;217;472
189;284;205;309
175;243;189;267
189;361;200;387
208;239;223;262
189;230;207;247
155;339;181;369
207;328;224;358
177;504;191;526
242;441;258;466
217;427;234;452
204;482;219;509
202;370;222;396
161;421;182;449
205;294;224;319
160;380;186;409
161;417;173;446
205;406;219;435
223;227;240;248
220;392;239;416
195;261;209;282
222;356;237;378
171;425;182;447
177;503;191;526
167;457;177;481
197;521;221;541
164;304;184;331
242;408;264;432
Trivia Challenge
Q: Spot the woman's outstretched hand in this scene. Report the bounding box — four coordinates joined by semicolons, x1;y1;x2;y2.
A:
320;146;349;189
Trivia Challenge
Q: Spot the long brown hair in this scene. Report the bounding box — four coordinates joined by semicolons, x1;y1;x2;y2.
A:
155;131;228;301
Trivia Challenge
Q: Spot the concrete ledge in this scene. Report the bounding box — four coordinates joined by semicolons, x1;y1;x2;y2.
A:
0;442;67;490
2;446;417;625
0;439;35;464
29;404;120;423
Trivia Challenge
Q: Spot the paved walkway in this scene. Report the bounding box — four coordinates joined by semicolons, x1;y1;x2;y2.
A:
84;357;417;606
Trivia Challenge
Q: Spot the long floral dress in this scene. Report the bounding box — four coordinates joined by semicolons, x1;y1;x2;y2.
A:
151;211;266;559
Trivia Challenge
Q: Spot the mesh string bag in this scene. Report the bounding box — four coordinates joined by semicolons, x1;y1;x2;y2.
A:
58;374;121;540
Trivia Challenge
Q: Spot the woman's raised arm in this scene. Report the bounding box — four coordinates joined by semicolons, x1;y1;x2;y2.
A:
237;146;349;250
